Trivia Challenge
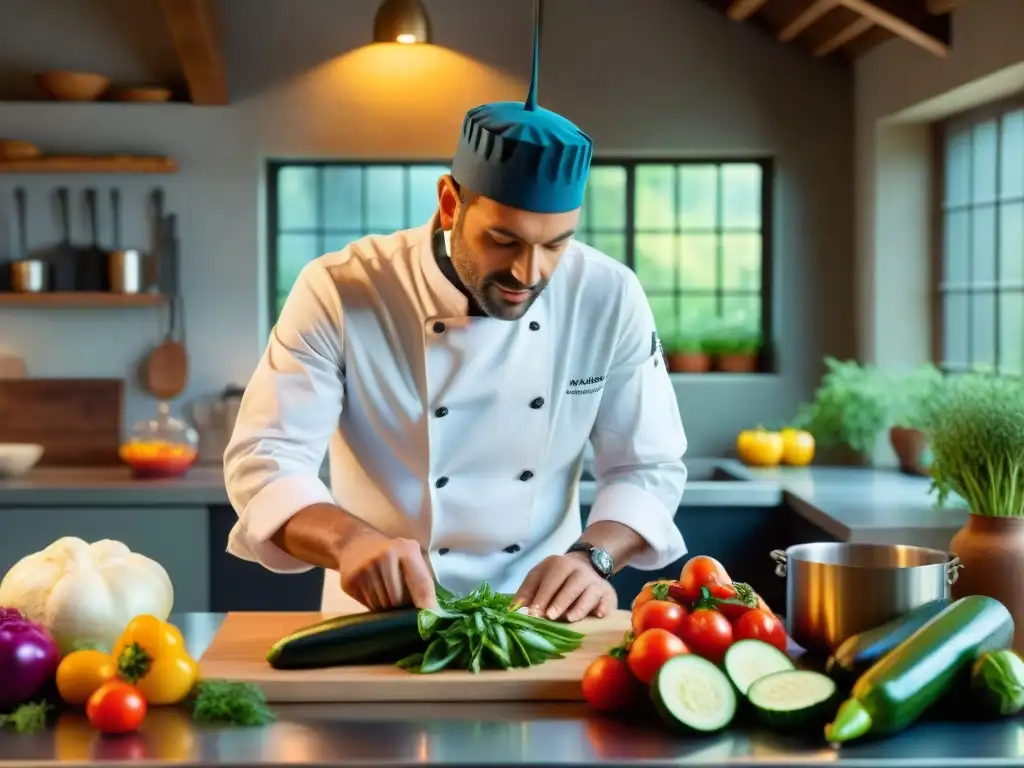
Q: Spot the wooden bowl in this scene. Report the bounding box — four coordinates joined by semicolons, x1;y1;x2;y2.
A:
0;139;42;160
35;70;110;101
110;86;173;103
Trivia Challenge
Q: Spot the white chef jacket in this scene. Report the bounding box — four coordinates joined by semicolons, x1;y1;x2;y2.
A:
224;214;688;613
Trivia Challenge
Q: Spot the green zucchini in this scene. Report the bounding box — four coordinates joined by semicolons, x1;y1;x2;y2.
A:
824;595;1014;744
266;609;425;669
748;670;838;732
651;654;737;733
825;599;949;685
723;639;796;696
970;650;1024;717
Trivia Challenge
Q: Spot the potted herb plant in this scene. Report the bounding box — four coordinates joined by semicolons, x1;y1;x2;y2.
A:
663;334;710;373
927;373;1024;653
888;364;944;476
705;326;762;373
793;357;891;462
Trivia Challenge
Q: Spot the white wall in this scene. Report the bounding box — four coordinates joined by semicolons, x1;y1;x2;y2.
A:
0;0;855;457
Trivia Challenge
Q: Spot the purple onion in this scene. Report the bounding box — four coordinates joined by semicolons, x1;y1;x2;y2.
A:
0;618;60;710
0;608;25;625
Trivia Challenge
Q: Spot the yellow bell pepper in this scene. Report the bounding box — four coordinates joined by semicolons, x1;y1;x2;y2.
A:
114;615;197;706
736;427;784;467
780;428;815;466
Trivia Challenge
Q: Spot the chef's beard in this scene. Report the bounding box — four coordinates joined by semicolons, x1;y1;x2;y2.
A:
449;217;547;321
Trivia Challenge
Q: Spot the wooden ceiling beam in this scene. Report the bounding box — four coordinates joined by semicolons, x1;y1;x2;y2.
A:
158;0;229;105
779;0;838;42
814;15;873;56
836;0;950;57
727;0;769;21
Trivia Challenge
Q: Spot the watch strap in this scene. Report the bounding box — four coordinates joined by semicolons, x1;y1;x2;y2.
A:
567;541;613;579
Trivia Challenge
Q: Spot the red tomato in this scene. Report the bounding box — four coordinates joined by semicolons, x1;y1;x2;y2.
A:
712;584;773;620
632;600;687;637
86;681;147;734
581;654;641;712
631;580;676;612
678;608;734;663
733;609;788;652
627;628;689;685
677;556;733;604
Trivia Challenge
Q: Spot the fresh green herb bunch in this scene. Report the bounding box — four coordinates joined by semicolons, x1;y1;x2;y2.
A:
891;364;945;429
925;373;1024;517
664;334;705;354
703;325;762;355
794;357;892;455
397;582;584;674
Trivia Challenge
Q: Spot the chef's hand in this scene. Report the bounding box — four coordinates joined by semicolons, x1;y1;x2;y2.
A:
336;530;438;611
514;554;617;623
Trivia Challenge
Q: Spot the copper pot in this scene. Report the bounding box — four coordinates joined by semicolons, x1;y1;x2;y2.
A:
890;426;931;476
715;353;757;373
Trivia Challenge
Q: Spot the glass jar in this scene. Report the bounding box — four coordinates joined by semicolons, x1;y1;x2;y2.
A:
120;402;199;479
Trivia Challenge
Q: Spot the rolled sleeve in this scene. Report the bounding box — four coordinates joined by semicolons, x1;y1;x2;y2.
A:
224;260;346;573
587;270;688;570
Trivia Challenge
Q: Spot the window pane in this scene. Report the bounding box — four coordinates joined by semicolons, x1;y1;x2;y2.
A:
1000;203;1024;284
323;232;362;253
945;129;971;207
722;233;761;291
723;294;761;334
648;295;678;338
634;234;676;291
276;234;319;297
944;210;970;285
943;293;969;365
278;166;318;229
678;234;716;290
678;165;717;230
678;295;717;335
365;166;406;231
971;291;996;370
588;233;626;263
972;205;996;283
323;167;362;230
1001;110;1024;199
586;166;627;230
972;120;998;204
999;292;1024;375
635;165;676;230
721;164;762;229
408;166;447;224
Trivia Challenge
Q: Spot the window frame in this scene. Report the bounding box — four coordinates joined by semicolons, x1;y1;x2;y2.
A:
932;94;1024;373
266;157;775;363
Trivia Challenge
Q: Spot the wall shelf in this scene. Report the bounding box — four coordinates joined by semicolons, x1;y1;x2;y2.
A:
0;292;167;308
0;156;177;174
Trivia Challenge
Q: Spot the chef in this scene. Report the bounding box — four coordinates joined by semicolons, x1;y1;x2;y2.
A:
223;8;689;622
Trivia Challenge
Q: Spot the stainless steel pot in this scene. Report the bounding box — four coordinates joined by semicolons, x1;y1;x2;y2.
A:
771;542;962;655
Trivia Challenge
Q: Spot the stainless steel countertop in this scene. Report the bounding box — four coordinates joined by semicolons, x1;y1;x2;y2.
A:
0;613;1021;767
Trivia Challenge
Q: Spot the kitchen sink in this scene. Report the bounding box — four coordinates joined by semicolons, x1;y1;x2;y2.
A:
580;458;757;483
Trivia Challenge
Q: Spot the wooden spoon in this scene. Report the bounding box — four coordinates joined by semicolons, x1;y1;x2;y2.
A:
143;211;187;399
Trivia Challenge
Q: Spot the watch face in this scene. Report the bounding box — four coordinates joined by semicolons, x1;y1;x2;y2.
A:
591;548;613;577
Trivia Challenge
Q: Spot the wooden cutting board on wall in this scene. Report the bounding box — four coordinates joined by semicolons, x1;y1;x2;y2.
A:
0;379;123;466
198;610;632;703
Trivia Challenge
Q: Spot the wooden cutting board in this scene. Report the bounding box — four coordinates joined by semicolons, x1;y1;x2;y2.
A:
198;610;632;703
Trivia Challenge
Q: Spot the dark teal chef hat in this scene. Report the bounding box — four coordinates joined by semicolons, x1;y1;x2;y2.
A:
450;0;592;214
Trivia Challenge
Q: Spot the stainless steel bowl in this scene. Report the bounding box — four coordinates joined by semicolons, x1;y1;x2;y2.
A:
771;542;961;655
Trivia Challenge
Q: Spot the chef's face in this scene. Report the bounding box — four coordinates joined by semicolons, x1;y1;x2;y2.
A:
437;175;580;321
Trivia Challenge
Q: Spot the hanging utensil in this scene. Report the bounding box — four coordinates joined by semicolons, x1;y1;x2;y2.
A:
142;210;188;400
82;188;110;291
46;187;85;291
108;188;143;294
10;187;47;293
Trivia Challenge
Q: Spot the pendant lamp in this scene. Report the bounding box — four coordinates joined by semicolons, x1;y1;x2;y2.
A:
373;0;433;44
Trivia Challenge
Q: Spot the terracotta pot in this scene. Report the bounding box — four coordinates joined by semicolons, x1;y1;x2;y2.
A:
889;426;932;477
714;353;757;373
667;352;710;373
950;514;1024;654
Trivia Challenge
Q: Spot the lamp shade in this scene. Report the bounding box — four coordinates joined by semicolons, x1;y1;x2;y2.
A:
373;0;432;44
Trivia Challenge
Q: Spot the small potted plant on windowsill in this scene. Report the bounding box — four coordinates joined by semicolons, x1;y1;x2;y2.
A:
889;363;944;476
705;326;762;373
664;334;710;373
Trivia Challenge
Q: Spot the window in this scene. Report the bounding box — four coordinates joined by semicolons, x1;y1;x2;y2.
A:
268;159;772;344
938;100;1024;375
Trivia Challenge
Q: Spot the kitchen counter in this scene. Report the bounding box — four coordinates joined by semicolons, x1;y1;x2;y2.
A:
0;466;230;506
0;612;1020;767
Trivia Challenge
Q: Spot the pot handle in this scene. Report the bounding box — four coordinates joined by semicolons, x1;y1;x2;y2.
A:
770;549;787;578
946;554;963;585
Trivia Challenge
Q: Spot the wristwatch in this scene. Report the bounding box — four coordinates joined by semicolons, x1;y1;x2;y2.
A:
567;542;614;580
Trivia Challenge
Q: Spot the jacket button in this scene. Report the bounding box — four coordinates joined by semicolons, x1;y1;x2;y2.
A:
504;544;521;554
529;321;540;331
435;406;449;417
530;397;544;409
433;321;446;333
438;548;450;555
436;476;449;488
518;470;534;482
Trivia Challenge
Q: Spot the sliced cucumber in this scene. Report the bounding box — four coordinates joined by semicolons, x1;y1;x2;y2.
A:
748;669;838;732
651;654;737;733
723;639;796;695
